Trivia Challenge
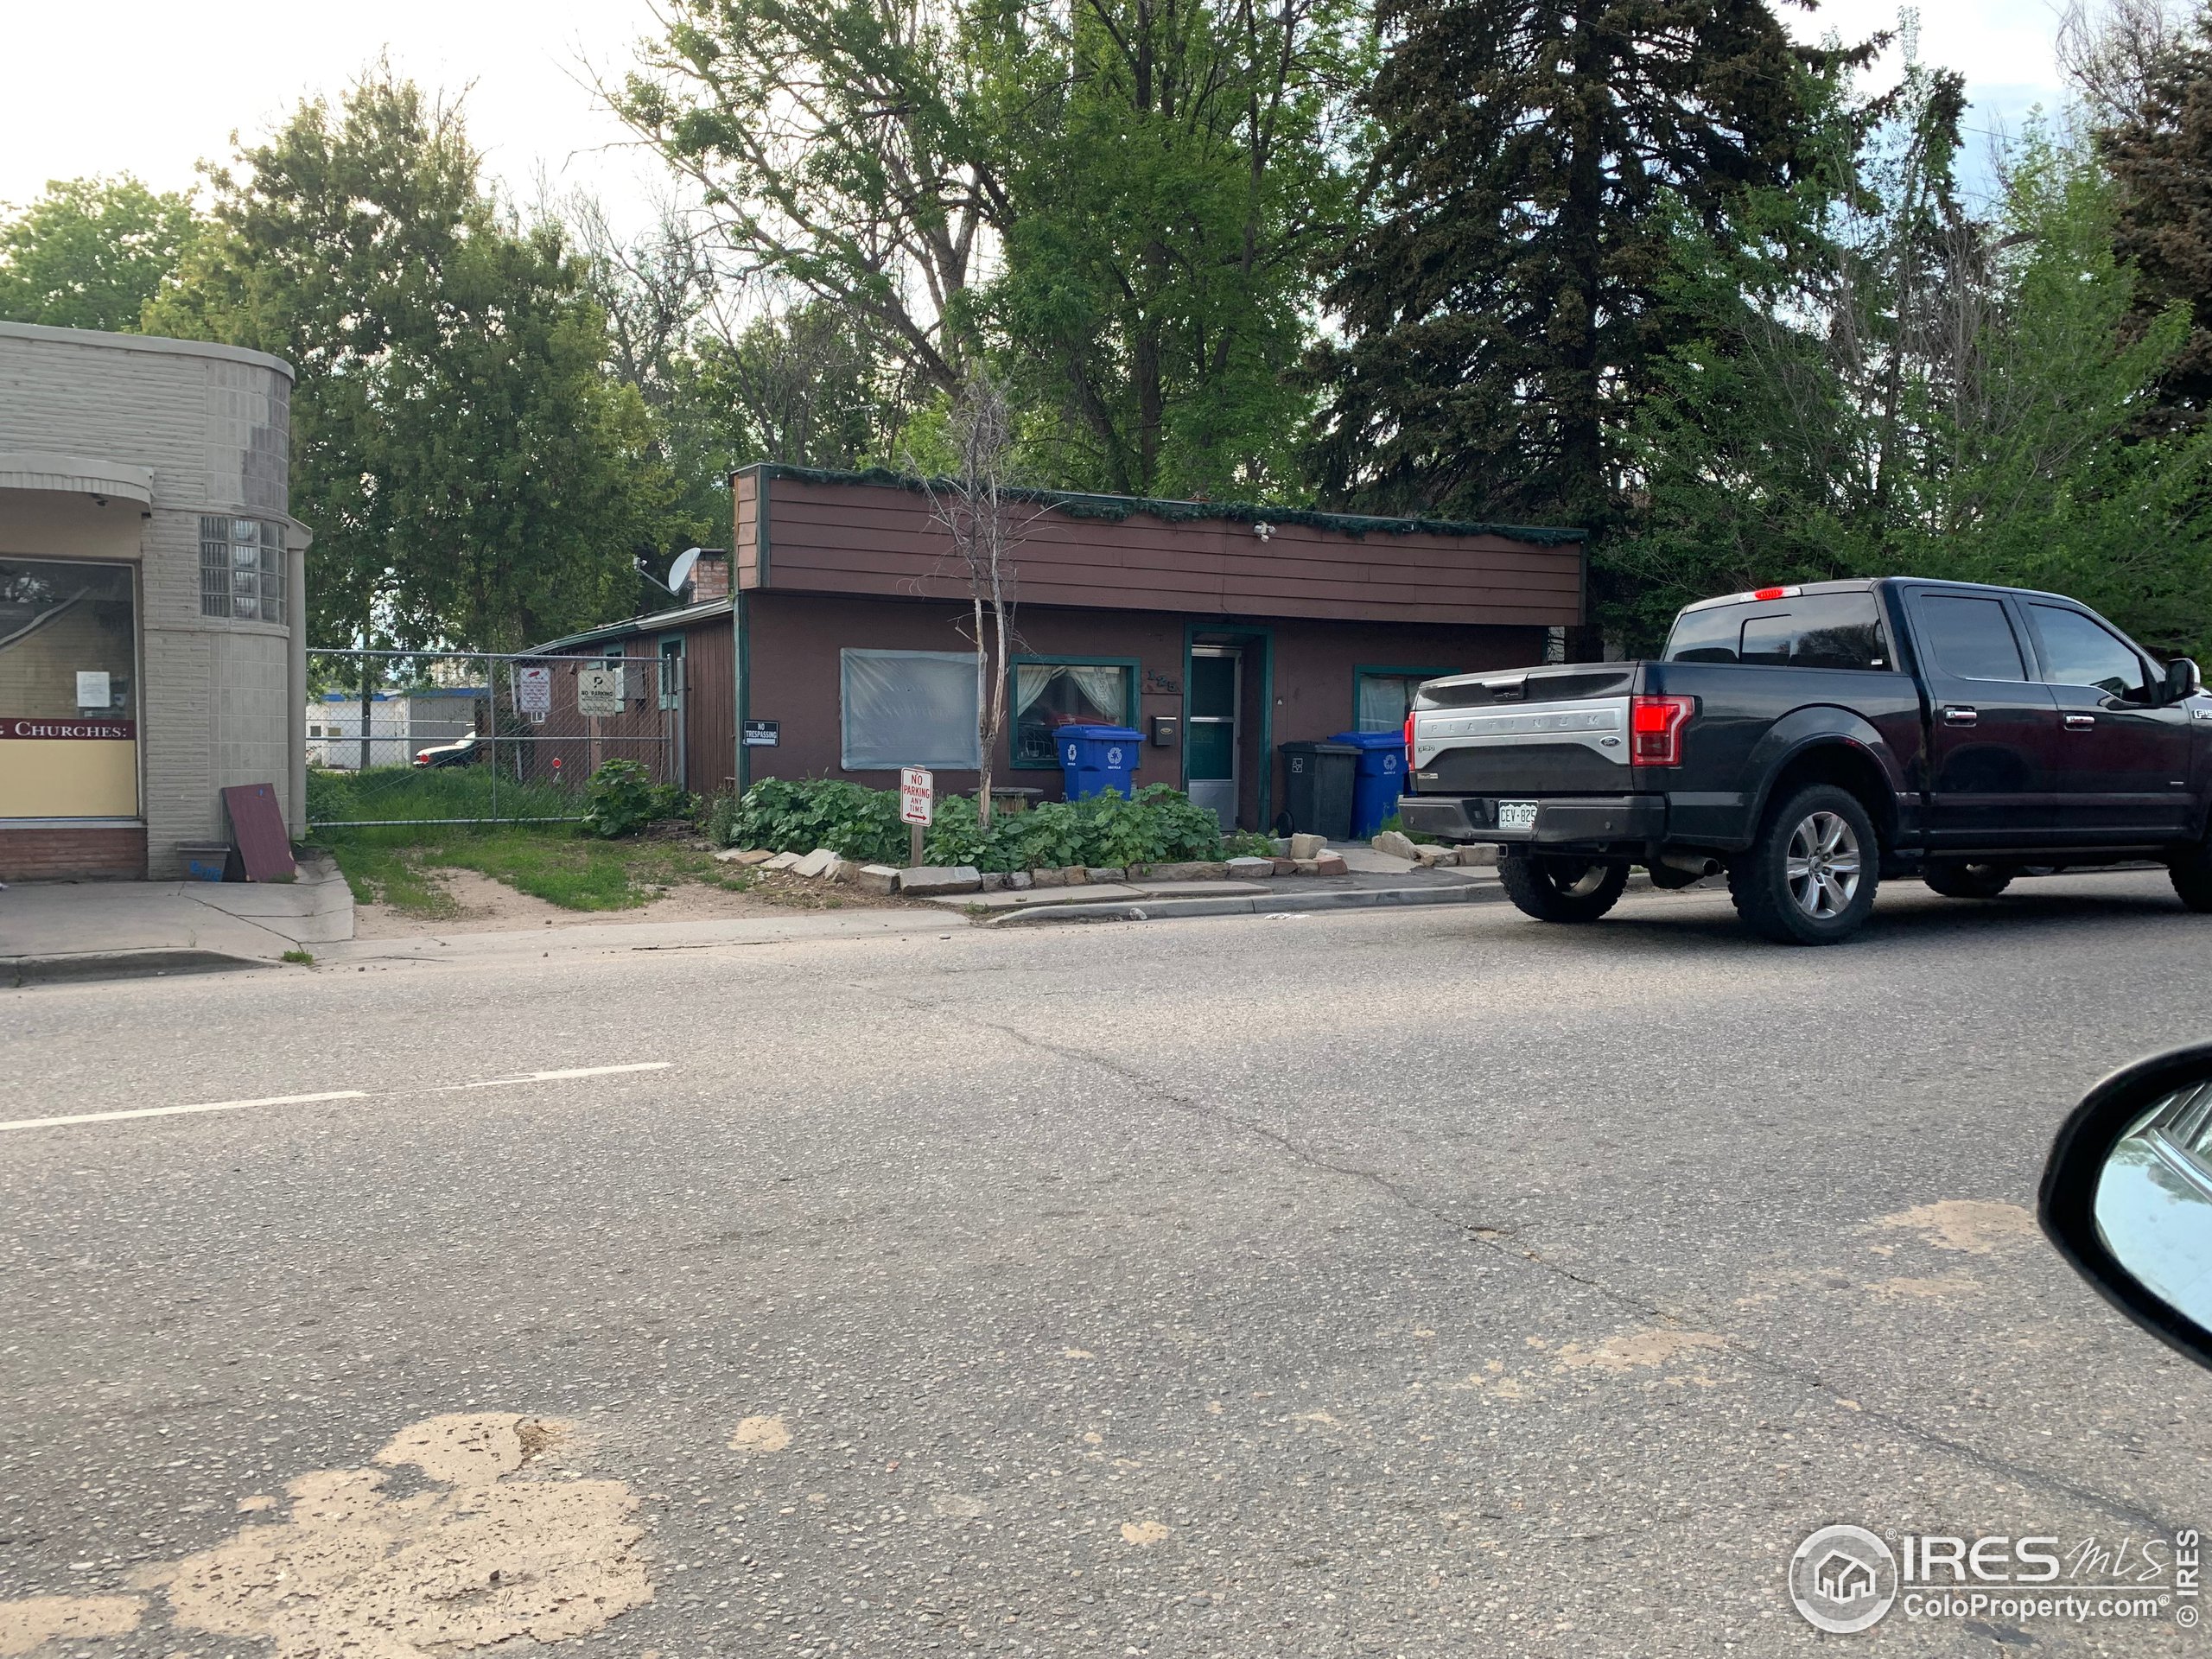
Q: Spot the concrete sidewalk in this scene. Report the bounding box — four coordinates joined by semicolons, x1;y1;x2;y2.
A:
2;854;353;983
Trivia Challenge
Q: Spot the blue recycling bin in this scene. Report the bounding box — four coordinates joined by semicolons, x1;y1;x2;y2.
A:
1331;730;1408;840
1056;723;1146;801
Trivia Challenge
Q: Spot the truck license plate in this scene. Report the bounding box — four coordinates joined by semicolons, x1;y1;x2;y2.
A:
1497;800;1539;831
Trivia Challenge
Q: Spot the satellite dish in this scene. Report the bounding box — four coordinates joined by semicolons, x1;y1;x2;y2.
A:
667;547;703;601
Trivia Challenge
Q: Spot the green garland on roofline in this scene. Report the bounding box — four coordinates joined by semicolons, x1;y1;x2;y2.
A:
741;463;1586;546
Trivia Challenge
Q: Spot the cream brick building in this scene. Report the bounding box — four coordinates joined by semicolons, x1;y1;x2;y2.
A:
0;321;307;880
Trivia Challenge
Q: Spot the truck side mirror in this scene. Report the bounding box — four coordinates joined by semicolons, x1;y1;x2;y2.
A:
2164;657;2202;702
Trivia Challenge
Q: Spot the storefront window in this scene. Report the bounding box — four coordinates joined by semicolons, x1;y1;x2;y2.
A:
0;559;139;818
1013;660;1134;766
841;649;982;770
200;517;287;622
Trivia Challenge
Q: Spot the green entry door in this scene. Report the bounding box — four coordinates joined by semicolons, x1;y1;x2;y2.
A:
1186;647;1240;829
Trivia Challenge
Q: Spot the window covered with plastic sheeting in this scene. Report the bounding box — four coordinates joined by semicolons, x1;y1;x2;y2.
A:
840;648;982;770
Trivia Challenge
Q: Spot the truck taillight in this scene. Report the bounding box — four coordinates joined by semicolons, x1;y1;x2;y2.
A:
1629;695;1694;766
1403;708;1416;766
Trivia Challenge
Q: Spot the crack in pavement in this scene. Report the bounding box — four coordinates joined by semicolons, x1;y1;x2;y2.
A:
855;978;2180;1535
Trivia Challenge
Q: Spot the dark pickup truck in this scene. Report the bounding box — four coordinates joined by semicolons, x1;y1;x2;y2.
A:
1396;577;2212;944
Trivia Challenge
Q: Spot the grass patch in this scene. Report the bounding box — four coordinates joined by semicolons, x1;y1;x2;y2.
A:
319;823;744;916
308;765;575;829
280;949;315;965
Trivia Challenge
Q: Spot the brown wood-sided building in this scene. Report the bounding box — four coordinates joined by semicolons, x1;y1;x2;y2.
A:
522;466;1584;832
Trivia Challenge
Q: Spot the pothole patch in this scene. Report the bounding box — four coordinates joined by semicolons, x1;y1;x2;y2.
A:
0;1413;652;1659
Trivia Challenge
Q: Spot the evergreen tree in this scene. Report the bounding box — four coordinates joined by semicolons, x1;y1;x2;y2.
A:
1309;0;1834;531
2101;9;2212;435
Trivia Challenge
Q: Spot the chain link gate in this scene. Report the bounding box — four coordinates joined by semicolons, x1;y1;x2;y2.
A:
305;648;680;828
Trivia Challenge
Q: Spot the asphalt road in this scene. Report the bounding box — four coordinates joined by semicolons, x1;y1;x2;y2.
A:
4;871;2211;1658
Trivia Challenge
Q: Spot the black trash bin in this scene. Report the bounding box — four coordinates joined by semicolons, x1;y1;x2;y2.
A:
1279;740;1357;842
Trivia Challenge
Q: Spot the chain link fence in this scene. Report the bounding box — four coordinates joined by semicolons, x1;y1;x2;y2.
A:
305;648;678;828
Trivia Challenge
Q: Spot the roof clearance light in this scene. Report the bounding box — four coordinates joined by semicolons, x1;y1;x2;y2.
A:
1629;694;1694;767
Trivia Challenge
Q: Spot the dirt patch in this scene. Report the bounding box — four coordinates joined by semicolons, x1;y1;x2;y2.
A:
1873;1200;2038;1255
352;867;793;937
1870;1273;1983;1300
0;1595;143;1655
1551;1328;1728;1374
1121;1521;1172;1546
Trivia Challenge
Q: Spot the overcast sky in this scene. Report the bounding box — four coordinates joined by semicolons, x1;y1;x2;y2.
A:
3;0;2074;232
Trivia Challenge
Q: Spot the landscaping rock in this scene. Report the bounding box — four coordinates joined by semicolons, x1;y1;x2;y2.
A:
1085;867;1127;883
764;851;804;872
1123;864;1152;880
1458;843;1500;867
896;865;983;897
1293;858;1320;875
1272;837;1294;855
1225;856;1275;879
1272;858;1298;876
1372;830;1420;861
818;855;849;882
1414;844;1457;868
1150;861;1227;881
853;864;899;894
981;872;1008;893
792;848;839;879
1007;871;1033;891
1287;832;1328;861
1313;852;1348;876
1030;867;1069;887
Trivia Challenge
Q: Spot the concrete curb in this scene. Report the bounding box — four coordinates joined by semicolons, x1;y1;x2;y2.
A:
4;949;276;987
980;881;1503;927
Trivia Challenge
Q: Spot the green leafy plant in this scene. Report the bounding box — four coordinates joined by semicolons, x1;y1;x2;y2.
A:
706;791;739;849
1222;830;1277;859
580;759;690;838
726;777;907;864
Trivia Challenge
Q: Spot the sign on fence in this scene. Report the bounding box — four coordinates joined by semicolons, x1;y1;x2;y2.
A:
899;766;934;825
515;664;551;720
743;719;779;747
576;665;625;717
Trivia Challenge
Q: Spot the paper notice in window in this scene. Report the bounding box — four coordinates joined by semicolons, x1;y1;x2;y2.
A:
76;671;111;709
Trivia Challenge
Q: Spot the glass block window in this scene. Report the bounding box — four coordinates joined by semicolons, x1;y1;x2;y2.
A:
199;517;286;622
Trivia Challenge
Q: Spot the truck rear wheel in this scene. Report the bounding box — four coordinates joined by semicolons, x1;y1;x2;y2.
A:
1923;861;2014;899
1498;851;1630;924
1729;784;1880;944
2171;836;2212;912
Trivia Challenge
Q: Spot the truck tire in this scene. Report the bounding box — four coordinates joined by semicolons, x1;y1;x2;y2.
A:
1923;861;2014;899
1729;784;1880;944
1498;850;1630;924
2171;836;2212;912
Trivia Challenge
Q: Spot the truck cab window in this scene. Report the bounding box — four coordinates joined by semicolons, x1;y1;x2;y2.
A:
2031;604;2151;702
1664;592;1888;670
1913;594;2028;681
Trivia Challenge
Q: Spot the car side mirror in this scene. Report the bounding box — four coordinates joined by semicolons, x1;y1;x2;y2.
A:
2041;1043;2212;1371
2164;657;2201;702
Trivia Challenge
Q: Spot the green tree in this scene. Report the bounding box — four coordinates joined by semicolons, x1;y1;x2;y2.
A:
1308;0;1834;533
0;175;196;333
617;0;1362;498
149;71;677;651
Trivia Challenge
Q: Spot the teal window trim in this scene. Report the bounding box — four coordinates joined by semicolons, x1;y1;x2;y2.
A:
657;632;686;710
1007;653;1141;770
1181;621;1275;829
1351;664;1459;732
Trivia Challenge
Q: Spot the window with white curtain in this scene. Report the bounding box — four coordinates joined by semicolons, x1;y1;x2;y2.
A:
841;649;982;770
1012;659;1133;766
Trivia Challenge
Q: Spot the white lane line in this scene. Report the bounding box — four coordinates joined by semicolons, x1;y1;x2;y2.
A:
461;1062;674;1089
0;1062;674;1134
0;1090;370;1134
